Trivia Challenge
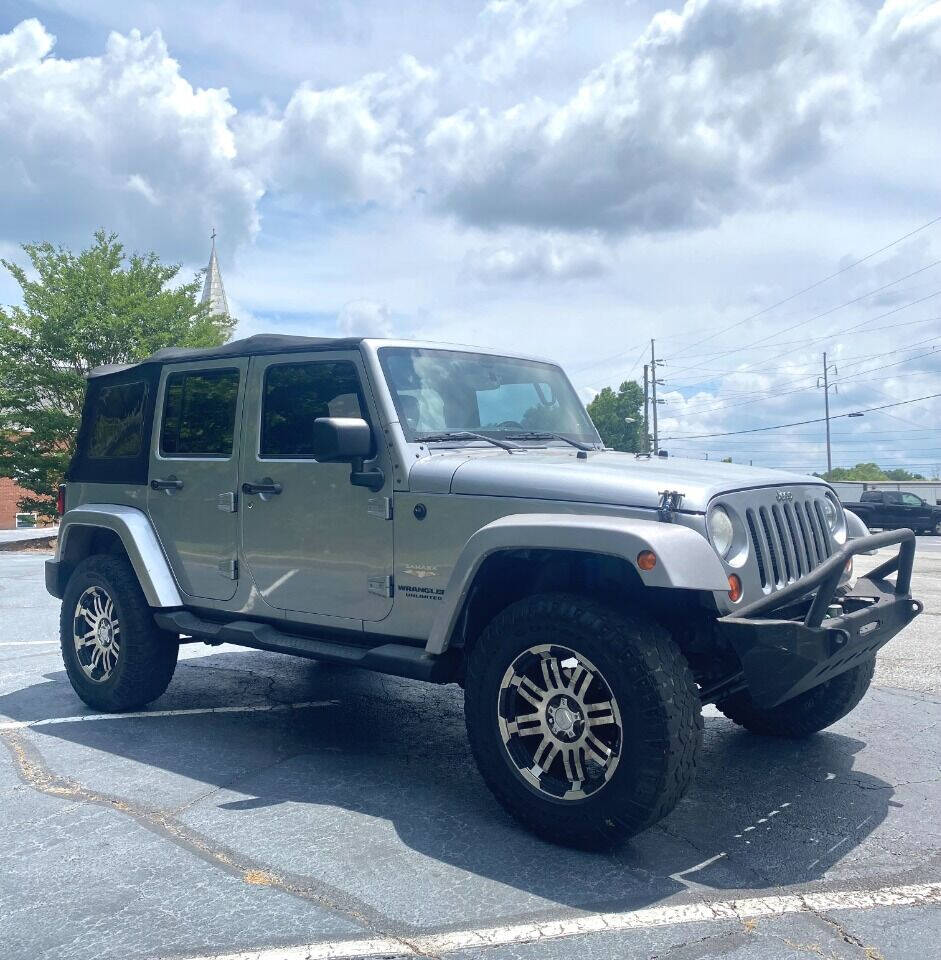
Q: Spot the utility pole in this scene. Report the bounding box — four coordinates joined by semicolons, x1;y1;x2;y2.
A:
817;352;838;475
650;339;664;454
643;364;650;453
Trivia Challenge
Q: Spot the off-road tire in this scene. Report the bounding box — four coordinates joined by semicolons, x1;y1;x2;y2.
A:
464;594;702;848
60;555;179;712
716;659;875;738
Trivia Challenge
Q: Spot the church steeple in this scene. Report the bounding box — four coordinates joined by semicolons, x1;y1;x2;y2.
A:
200;228;229;317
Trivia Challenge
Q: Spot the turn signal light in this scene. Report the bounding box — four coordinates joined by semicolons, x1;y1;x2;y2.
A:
637;550;657;571
727;574;743;603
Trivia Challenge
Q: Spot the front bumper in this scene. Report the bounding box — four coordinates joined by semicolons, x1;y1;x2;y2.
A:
715;529;922;708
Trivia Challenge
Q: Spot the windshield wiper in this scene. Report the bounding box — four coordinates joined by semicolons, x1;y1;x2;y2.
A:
415;431;522;452
505;431;596;451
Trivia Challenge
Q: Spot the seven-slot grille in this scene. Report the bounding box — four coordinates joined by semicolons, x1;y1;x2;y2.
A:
743;494;833;591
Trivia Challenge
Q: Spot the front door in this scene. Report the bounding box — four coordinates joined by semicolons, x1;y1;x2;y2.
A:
239;351;394;621
899;492;931;529
147;359;247;601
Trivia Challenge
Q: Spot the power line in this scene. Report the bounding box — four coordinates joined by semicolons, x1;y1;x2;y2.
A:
664;214;941;361
662;313;941;371
665;346;941;418
664;268;941;380
660;392;941;441
667;326;941;393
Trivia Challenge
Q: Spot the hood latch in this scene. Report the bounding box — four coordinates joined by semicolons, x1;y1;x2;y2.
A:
658;490;685;523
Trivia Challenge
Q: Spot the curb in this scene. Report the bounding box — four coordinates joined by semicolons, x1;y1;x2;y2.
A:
0;534;58;552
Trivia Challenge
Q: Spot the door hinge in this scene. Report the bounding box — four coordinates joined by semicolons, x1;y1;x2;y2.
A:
217;491;238;513
219;559;238;580
367;496;393;520
368;575;393;598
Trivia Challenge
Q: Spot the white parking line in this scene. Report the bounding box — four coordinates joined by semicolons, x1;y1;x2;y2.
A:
0;700;338;730
0;641;59;646
165;882;941;960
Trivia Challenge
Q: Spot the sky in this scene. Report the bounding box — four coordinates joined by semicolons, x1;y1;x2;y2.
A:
1;0;940;476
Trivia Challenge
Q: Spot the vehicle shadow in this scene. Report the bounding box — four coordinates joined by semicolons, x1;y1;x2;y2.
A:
0;650;895;921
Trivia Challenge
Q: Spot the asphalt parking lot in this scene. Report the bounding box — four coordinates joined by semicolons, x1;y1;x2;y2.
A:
1;541;939;960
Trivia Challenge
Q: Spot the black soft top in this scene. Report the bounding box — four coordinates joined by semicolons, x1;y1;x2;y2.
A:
89;334;365;378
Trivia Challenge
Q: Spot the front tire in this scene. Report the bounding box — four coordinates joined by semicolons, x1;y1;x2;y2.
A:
60;555;179;712
717;659;875;738
464;594;702;848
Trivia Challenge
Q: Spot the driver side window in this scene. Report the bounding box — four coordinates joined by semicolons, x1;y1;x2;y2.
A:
260;360;367;459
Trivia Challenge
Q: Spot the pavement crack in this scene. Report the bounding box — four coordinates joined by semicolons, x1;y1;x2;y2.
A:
801;899;886;959
0;726;436;958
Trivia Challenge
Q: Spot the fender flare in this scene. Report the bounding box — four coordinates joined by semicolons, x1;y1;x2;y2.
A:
844;508;870;539
425;513;729;655
48;504;183;608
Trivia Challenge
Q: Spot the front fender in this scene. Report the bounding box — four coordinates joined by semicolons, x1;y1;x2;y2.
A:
425;513;728;655
845;508;870;539
47;504;182;608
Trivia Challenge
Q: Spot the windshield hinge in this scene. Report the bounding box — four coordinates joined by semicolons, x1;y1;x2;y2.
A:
368;575;394;598
368;496;393;520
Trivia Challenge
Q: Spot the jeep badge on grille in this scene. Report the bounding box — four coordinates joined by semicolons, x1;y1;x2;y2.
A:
776;490;794;502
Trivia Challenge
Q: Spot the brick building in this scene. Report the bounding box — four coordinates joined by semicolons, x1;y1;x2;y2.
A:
0;475;35;529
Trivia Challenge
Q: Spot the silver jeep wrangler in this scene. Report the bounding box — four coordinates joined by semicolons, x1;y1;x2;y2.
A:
46;335;923;846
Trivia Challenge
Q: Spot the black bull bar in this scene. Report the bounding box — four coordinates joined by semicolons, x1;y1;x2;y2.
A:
715;528;923;708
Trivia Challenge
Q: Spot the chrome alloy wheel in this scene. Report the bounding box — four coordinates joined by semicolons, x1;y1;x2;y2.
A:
73;585;121;683
497;644;622;800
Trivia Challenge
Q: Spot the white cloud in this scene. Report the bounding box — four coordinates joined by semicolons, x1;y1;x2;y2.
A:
463;233;611;282
455;0;589;83
867;0;941;83
427;0;885;233
336;298;396;337
0;19;261;260
239;55;437;207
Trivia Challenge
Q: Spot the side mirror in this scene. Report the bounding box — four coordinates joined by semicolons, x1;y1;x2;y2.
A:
312;417;372;462
312;417;384;491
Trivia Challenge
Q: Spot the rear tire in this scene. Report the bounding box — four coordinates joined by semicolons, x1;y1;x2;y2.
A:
717;659;875;738
464;594;702;848
60;555;179;712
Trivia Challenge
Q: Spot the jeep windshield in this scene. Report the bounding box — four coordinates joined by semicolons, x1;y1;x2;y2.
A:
378;347;601;448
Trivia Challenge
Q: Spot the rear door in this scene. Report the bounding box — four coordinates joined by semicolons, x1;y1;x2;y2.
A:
147;359;247;601
238;350;394;621
881;492;904;528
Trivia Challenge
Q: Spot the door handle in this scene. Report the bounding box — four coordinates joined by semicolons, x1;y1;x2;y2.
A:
151;477;184;491
242;480;282;496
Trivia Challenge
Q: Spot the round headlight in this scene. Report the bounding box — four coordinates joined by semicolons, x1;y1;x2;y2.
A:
823;494;847;543
708;506;734;558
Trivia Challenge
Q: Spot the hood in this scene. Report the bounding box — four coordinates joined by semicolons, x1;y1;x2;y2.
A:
407;448;828;512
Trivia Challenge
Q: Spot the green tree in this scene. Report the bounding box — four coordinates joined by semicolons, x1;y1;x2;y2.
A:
821;462;930;482
883;468;926;481
823;463;887;482
0;231;234;520
586;380;645;451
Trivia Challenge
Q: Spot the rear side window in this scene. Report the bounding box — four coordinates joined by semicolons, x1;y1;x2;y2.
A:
160;369;240;457
261;361;366;458
88;381;148;459
860;491;880;501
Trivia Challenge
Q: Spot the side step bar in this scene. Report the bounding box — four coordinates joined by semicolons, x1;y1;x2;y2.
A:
154;610;456;683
